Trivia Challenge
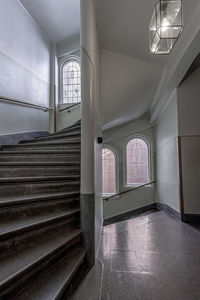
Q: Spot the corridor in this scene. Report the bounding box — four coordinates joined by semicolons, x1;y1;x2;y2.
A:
100;210;200;300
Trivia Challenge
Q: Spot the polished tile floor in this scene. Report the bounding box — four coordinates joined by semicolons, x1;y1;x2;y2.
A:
99;210;200;300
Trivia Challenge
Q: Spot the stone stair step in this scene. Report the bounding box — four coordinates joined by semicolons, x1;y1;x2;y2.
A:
0;191;80;222
0;150;81;162
0;229;83;297
0;162;80;167
24;129;81;143
20;137;81;145
0;175;80;183
0;209;80;241
0;191;80;208
0;211;80;260
0;176;80;196
1;144;81;151
0;166;80;177
14;248;86;300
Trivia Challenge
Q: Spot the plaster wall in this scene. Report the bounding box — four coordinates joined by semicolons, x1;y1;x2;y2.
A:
0;0;51;135
103;114;156;219
156;90;180;212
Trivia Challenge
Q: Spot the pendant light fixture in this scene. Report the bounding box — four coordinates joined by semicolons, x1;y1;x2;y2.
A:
149;0;183;54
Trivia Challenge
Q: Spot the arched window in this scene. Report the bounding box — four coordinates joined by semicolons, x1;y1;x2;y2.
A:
62;59;81;103
102;148;116;195
126;137;150;186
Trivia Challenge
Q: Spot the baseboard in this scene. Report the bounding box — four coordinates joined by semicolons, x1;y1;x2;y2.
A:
0;131;49;146
181;214;200;223
156;203;181;220
156;203;200;223
103;203;157;226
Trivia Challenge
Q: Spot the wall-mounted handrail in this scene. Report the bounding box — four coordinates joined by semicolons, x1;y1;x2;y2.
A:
0;96;53;112
103;180;157;201
59;102;81;112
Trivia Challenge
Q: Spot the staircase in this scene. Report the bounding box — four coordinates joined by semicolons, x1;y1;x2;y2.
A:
0;120;87;299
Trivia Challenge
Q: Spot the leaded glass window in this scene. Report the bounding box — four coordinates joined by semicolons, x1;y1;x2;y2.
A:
126;138;149;185
62;60;81;103
102;149;116;195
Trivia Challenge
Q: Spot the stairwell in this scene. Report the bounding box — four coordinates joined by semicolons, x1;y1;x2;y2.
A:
0;120;87;299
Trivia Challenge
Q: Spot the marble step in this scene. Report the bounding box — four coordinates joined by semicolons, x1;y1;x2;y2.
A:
0;166;80;177
0;191;80;221
0;176;80;196
0;150;81;162
0;209;80;258
0;229;83;298
14;247;86;300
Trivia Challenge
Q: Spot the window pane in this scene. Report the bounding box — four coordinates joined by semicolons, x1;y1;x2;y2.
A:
102;149;116;195
126;138;149;185
62;61;81;104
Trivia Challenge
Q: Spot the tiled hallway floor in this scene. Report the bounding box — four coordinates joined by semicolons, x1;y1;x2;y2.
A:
99;210;200;300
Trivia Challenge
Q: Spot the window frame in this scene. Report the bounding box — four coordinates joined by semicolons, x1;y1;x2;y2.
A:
102;145;119;197
59;55;81;104
124;135;152;188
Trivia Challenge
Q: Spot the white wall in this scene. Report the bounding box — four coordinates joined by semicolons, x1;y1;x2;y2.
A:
0;0;51;135
177;68;200;214
57;104;81;130
103;114;156;219
156;90;180;212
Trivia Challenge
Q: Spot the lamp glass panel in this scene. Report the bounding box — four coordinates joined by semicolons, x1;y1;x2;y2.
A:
155;38;176;54
150;31;160;54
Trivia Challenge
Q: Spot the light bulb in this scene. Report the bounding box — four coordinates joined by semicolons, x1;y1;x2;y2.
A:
161;18;170;32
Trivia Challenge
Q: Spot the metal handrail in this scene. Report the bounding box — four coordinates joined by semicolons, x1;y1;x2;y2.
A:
59;102;81;112
103;180;157;201
0;96;53;112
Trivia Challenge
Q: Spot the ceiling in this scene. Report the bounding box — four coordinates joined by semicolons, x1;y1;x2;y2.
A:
101;50;162;129
19;0;80;43
98;0;200;128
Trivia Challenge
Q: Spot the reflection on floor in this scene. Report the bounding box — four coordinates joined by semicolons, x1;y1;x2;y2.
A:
99;210;200;300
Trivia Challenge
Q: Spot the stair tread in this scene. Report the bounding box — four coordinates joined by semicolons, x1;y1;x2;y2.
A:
0;162;80;166
0;175;80;183
0;229;82;287
15;248;86;300
0;208;80;238
5;141;81;147
20;139;81;145
0;150;81;154
0;191;80;207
